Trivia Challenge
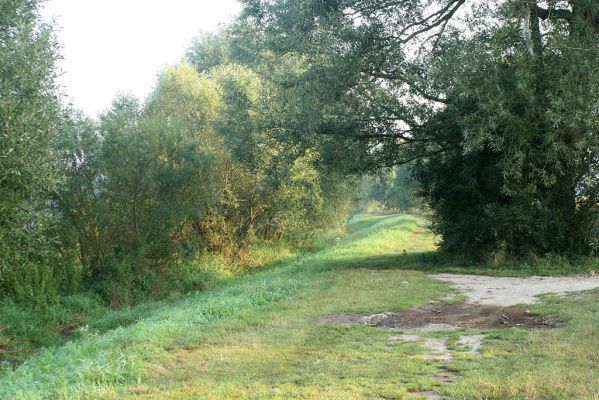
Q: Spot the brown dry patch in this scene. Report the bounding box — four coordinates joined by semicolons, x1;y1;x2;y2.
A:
58;325;77;337
317;302;562;330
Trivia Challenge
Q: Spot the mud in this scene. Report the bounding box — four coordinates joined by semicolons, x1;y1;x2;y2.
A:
317;302;561;331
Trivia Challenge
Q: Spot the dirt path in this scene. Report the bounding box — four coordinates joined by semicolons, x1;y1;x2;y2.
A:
430;273;599;306
318;273;599;331
320;271;599;399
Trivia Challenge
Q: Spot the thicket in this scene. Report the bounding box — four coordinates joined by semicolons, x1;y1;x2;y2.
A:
57;63;356;305
0;1;358;310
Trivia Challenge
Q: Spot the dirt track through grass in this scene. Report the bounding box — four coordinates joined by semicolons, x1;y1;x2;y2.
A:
2;214;599;399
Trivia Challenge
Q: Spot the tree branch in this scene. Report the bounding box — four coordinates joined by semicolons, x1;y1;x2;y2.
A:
534;5;572;22
366;69;449;103
381;145;459;167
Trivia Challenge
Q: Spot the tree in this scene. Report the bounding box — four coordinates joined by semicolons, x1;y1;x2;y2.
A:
0;0;65;302
60;66;223;287
412;1;599;258
238;0;599;259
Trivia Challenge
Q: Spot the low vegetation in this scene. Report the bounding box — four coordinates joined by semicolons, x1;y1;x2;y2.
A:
1;215;598;399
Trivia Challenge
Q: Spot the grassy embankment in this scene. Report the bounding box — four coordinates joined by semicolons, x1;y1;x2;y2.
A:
1;214;598;399
0;242;297;368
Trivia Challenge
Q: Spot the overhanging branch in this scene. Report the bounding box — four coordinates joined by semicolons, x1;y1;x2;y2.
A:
534;5;572;22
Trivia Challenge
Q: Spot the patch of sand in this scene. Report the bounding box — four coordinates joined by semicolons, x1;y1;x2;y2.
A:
430;274;599;306
320;271;599;398
457;334;484;354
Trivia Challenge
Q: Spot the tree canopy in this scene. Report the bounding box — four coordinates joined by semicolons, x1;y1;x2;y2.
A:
1;0;597;308
0;0;64;302
235;0;599;259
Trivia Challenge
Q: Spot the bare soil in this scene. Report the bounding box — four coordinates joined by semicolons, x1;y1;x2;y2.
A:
431;273;599;306
319;272;598;398
317;302;561;331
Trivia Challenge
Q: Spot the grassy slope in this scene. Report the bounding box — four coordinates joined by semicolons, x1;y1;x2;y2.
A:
1;214;598;399
0;243;297;368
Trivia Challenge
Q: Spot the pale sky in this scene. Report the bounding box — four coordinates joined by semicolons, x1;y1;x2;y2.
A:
43;0;242;116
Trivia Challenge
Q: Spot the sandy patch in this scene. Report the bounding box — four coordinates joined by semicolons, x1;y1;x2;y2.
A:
430;274;599;306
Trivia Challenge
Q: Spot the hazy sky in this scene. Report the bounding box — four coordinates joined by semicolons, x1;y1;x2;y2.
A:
43;0;242;116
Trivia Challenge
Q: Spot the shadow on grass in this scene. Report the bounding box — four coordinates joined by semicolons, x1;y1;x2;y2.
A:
338;213;597;277
314;251;447;273
318;250;598;277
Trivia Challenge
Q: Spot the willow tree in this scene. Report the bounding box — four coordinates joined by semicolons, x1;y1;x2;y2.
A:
239;0;599;259
0;0;65;302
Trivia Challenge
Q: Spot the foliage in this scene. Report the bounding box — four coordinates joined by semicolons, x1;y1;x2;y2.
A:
58;68;220;301
360;165;421;213
411;1;599;259
238;0;599;260
0;0;67;303
55;59;357;305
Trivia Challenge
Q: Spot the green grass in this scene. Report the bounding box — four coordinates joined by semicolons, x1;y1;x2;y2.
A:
445;296;599;399
0;242;299;369
1;214;598;399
